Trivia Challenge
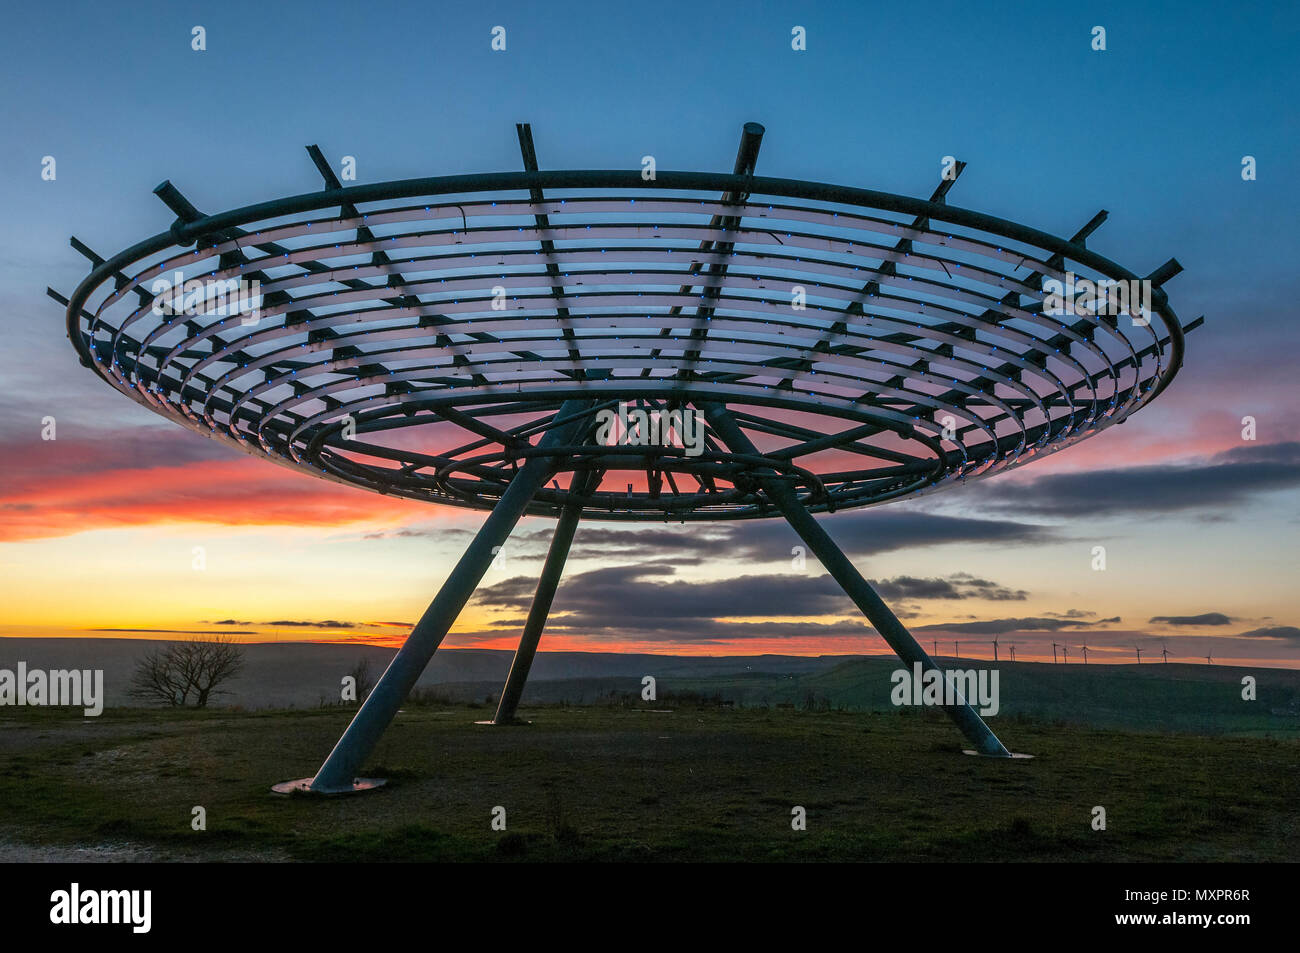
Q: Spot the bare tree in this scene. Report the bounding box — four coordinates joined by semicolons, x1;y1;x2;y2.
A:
127;636;245;707
126;644;192;706
187;637;245;707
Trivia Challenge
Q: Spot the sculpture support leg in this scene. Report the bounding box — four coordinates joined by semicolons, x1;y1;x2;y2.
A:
699;402;1011;757
491;468;597;724
304;400;593;792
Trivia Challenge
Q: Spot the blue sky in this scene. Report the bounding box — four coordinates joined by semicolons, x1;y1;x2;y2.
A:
1;0;1297;665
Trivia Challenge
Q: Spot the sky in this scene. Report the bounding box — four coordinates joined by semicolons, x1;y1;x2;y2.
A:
1;0;1297;667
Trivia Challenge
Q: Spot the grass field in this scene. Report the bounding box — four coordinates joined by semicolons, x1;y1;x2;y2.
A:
1;702;1297;862
425;658;1300;737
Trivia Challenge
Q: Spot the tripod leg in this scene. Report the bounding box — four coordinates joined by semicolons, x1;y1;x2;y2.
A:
490;469;598;724
294;399;594;793
699;401;1011;757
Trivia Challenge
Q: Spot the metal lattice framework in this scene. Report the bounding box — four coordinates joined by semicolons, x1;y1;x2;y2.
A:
55;123;1200;790
56;126;1197;524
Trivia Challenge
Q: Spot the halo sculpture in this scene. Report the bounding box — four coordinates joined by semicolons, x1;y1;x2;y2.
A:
54;122;1201;793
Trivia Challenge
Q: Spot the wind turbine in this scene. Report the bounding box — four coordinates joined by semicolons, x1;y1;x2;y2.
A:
1062;645;1069;664
1135;645;1143;665
933;639;939;657
1009;643;1016;663
1161;641;1170;664
1080;644;1089;664
1051;642;1059;664
1206;653;1214;665
992;637;999;662
954;640;960;659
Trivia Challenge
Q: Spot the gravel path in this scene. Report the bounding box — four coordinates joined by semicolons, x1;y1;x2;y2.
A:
0;838;287;863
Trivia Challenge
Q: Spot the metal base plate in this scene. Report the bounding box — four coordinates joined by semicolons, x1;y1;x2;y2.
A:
271;777;388;796
473;719;532;726
962;750;1035;759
